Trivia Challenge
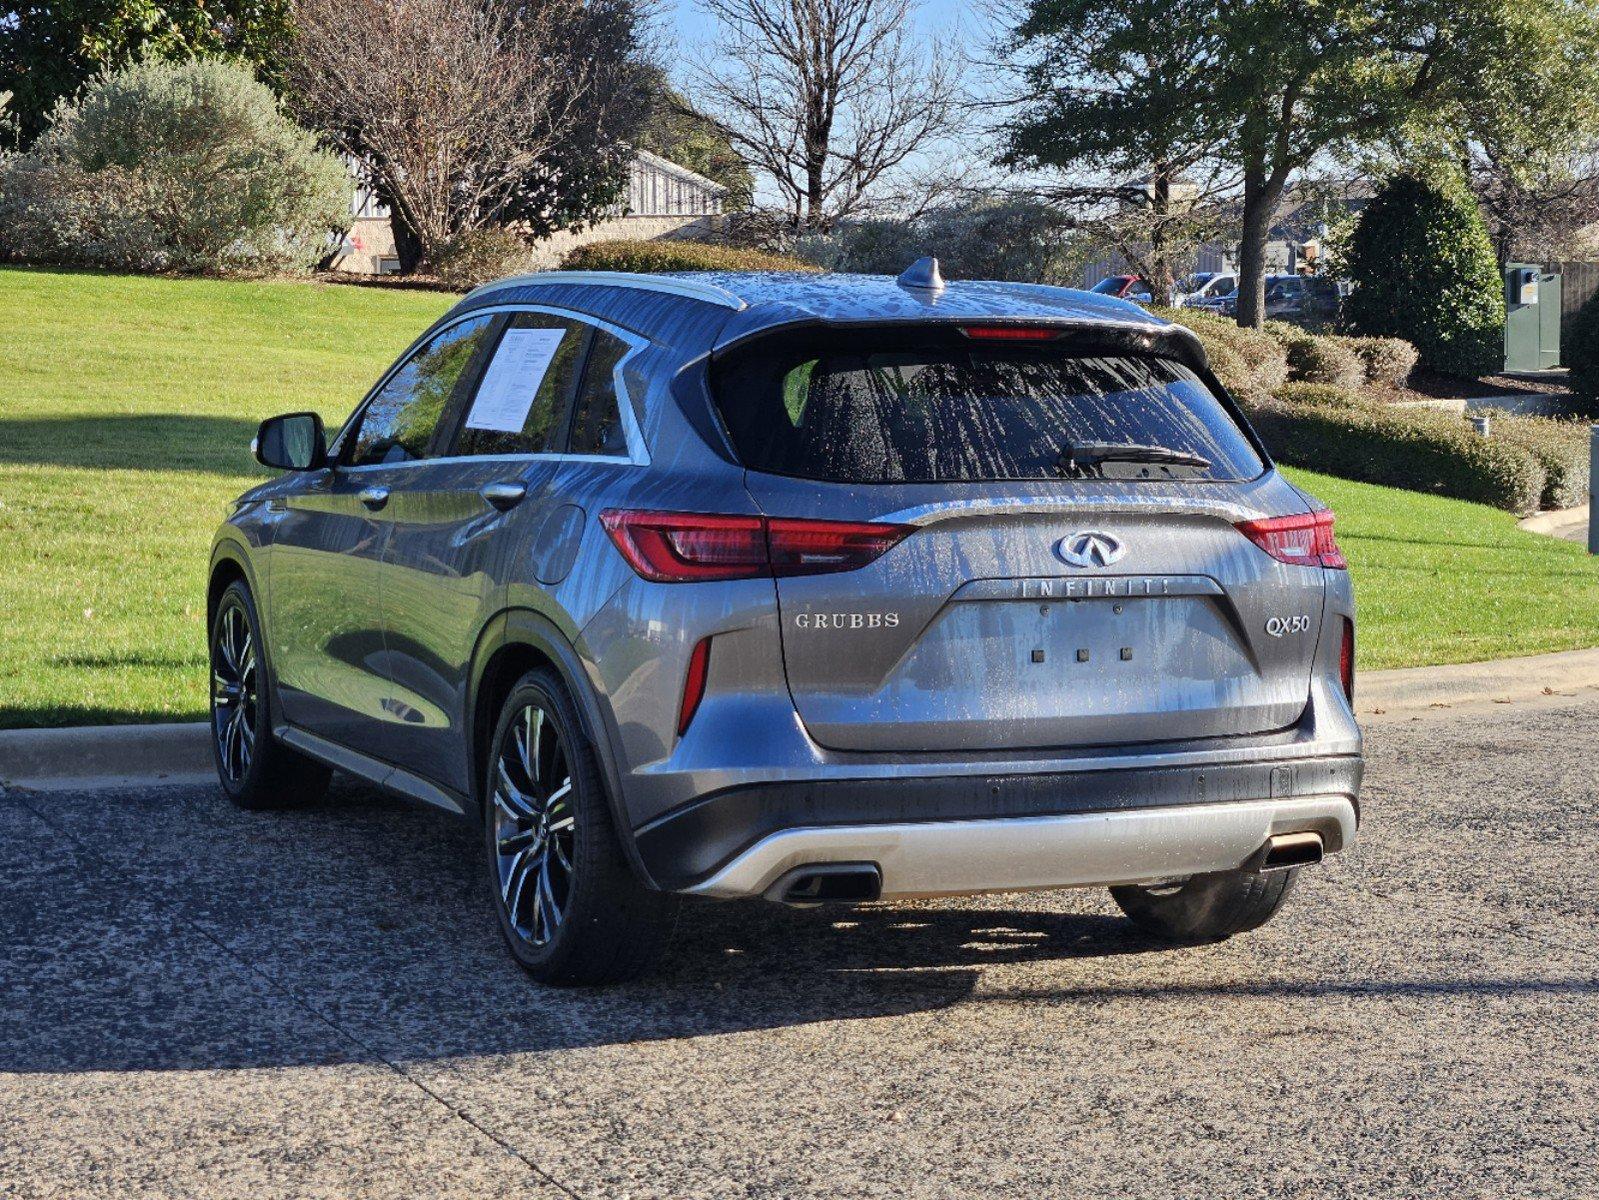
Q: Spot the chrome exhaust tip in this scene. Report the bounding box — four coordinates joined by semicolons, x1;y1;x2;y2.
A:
1259;831;1324;872
763;863;882;906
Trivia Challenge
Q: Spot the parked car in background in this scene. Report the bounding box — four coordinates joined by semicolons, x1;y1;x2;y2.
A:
1175;272;1236;308
1209;274;1341;325
1088;274;1155;305
210;261;1362;986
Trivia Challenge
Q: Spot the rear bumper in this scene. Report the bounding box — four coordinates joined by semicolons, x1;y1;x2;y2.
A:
634;755;1363;896
686;795;1356;901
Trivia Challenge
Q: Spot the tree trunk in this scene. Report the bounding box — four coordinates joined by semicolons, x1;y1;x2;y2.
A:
1235;169;1286;330
1148;164;1174;301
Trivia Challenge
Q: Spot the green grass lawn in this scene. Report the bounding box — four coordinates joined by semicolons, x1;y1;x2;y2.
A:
0;266;1595;729
0;267;451;728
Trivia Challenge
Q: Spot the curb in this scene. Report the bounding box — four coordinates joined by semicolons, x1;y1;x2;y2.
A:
6;644;1599;790
0;722;211;793
1358;646;1599;715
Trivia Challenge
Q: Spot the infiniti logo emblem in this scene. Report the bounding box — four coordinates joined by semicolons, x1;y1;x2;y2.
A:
1056;531;1126;568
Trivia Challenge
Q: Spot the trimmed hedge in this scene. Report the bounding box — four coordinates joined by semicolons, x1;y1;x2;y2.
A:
1151;307;1288;398
432;227;531;291
1340;336;1418;388
1283;331;1364;388
1243;389;1545;514
559;238;821;274
1484;411;1592;510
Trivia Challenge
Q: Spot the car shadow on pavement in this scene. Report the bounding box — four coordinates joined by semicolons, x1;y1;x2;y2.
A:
0;778;1202;1074
16;778;1591;1077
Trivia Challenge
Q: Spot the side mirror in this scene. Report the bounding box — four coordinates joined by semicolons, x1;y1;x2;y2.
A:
254;412;327;471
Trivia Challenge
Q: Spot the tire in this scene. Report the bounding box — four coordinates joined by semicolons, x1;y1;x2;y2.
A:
210;580;331;810
483;668;675;986
1110;866;1299;943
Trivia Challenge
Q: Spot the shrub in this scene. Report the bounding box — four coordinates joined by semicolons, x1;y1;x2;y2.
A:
1568;287;1599;399
432;227;531;291
1340;335;1418;388
0;157;165;270
1268;325;1366;388
1150;307;1289;398
1273;382;1366;410
805;195;1078;284
1484;411;1591;510
1243;392;1544;514
560;238;820;274
1341;172;1505;378
0;57;348;274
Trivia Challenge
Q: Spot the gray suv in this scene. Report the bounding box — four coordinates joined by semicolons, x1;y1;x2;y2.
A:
210;261;1362;985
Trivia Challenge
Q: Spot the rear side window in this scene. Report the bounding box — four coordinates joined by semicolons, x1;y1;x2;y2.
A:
454;313;587;457
568;328;631;456
713;334;1264;484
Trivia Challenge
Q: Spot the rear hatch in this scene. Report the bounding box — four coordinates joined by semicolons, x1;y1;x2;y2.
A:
712;323;1327;754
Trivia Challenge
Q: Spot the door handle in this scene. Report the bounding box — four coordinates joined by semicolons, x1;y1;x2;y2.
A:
480;482;527;511
358;486;390;511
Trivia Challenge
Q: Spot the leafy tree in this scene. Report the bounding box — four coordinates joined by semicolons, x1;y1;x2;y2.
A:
1342;172;1505;378
0;1;292;145
1001;0;1599;328
635;70;754;211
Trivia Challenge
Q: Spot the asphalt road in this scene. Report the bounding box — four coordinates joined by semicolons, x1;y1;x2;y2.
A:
2;696;1596;1199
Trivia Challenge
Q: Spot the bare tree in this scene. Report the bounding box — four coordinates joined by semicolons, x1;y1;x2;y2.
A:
694;0;961;231
1469;144;1599;267
289;0;650;270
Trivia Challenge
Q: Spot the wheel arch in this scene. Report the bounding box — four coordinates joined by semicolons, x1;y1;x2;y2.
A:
467;609;660;890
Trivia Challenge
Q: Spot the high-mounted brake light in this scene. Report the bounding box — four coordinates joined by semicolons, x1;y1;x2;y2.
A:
1234;509;1347;569
959;325;1062;341
601;510;914;583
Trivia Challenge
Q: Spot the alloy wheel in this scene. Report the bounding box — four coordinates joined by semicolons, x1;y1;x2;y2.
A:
211;601;258;784
492;703;576;948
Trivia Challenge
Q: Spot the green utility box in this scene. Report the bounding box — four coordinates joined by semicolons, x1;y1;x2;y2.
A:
1504;263;1561;372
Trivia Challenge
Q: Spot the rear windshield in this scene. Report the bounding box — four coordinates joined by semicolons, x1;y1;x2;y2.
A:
712;335;1265;485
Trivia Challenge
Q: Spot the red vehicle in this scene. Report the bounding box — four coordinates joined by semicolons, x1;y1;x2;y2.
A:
1088;275;1156;304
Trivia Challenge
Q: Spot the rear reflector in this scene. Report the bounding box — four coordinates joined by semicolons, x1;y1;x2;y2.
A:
1339;618;1355;703
1234;509;1347;569
959;324;1062;341
601;510;914;583
678;636;712;735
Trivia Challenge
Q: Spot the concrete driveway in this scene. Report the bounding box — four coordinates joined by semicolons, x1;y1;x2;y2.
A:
2;696;1595;1199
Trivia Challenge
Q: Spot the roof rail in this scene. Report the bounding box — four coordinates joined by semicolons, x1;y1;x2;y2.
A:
461;270;747;311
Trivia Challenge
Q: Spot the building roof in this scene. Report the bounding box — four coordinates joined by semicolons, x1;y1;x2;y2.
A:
632;149;727;196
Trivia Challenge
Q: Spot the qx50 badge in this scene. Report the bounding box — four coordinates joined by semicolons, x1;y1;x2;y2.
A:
1055;531;1126;569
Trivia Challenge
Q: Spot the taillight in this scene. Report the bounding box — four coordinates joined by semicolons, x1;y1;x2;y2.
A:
601;510;913;583
959;324;1061;341
1339;618;1355;703
600;511;768;582
1234;509;1347;569
766;518;912;575
678;636;712;735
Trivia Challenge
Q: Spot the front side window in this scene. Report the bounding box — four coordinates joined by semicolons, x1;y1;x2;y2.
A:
349;315;495;466
713;332;1264;485
453;313;587;457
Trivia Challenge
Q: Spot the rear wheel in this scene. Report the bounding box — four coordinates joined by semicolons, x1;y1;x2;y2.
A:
1110;866;1299;943
484;668;675;985
210;580;330;810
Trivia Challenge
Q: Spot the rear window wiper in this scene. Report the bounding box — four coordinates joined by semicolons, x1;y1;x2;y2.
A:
1056;442;1211;474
